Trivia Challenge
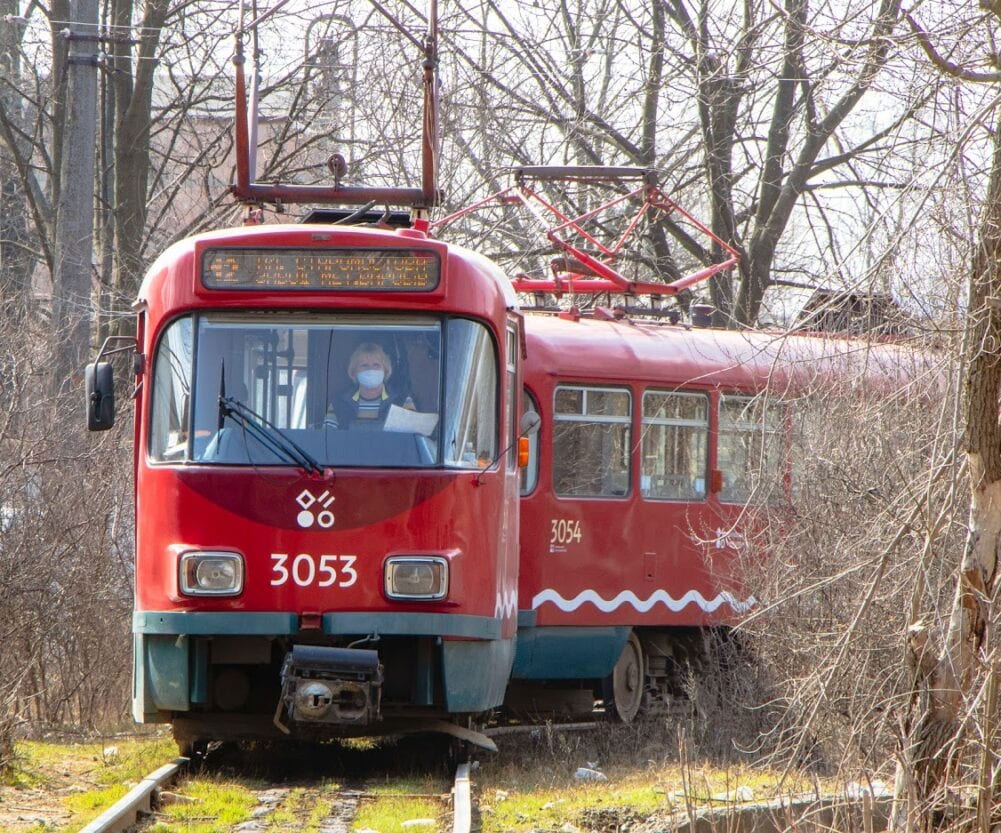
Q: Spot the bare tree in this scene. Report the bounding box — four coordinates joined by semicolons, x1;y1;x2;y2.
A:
869;7;1001;830
432;0;930;327
0;313;134;768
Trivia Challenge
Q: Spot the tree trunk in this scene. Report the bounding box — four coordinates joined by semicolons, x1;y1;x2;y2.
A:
893;100;1001;833
110;0;169;331
0;10;32;321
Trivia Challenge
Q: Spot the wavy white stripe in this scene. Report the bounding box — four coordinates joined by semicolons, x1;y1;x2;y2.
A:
532;588;757;614
495;588;519;619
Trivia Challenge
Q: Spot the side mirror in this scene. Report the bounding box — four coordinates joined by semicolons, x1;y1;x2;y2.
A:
520;410;541;437
86;362;116;431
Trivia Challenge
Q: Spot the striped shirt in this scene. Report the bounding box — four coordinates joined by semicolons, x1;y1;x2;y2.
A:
323;389;415;428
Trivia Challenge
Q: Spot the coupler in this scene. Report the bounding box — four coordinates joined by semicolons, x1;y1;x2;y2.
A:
276;645;383;730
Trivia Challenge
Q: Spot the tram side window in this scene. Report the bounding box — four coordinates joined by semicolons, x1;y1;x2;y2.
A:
149;317;193;462
520;388;540;495
552;386;631;497
641;391;708;500
442;320;497;467
506;326;518;465
718;394;783;503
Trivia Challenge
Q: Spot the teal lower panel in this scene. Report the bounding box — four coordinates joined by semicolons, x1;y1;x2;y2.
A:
134;611;501;640
441;638;514;712
132;638;167;723
135;611;298;635
325;612;501;640
511;626;630;680
133;611;511;716
133;633;190;719
191;639;210;705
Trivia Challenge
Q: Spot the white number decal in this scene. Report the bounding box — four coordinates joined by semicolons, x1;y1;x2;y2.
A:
271;553;289;585
338;555;358;587
292;554;315;587
318;554;337;587
550;518;583;545
271;553;359;588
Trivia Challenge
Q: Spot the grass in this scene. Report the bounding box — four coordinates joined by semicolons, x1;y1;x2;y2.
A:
266;785;341;833
9;735;176;785
483;780;662;832
475;723;824;833
1;733;178;833
145;771;447;833
352;793;443;833
146;780;258;833
63;784;131;815
0;723;843;833
352;774;448;833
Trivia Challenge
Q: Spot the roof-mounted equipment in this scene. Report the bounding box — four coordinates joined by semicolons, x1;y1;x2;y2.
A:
432;166;739;297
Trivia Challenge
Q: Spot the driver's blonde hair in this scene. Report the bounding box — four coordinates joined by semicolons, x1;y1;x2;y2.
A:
348;342;393;381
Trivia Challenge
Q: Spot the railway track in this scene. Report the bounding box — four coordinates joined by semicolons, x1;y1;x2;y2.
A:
78;758;188;833
79;750;475;833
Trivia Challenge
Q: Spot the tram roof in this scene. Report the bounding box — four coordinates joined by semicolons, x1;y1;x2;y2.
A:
522;313;939;394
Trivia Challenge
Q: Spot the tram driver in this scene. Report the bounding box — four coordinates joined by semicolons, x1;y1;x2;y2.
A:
323;342;416;429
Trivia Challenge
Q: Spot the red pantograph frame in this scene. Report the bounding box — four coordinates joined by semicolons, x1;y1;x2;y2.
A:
432;166;740;296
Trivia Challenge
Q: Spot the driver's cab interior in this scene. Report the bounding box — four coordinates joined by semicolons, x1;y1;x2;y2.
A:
149;314;499;470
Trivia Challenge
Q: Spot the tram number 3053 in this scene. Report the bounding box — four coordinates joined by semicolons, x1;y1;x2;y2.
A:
270;553;358;588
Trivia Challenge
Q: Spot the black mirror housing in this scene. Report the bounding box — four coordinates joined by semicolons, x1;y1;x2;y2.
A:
86;362;116;431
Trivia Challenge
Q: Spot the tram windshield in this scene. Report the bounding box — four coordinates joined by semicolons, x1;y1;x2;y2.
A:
148;314;498;469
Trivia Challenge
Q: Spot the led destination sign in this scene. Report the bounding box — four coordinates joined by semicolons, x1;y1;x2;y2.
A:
202;248;440;291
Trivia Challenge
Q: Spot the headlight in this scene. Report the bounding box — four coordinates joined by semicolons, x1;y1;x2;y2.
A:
179;551;244;596
384;557;448;601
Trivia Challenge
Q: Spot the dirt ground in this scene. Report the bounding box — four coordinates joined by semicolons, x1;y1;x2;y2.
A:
0;759;86;831
0;733;164;833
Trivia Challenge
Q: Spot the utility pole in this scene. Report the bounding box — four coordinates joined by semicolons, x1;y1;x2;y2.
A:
50;0;99;396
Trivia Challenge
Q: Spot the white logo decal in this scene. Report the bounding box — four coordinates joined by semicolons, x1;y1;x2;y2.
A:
296;489;335;529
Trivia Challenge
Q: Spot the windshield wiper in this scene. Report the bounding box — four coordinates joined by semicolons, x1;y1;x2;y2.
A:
219;395;323;475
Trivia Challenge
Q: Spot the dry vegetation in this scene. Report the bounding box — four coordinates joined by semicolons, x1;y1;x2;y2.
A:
0;316;135;770
683;345;1001;831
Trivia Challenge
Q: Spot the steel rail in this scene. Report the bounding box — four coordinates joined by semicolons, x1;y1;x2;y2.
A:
452;762;472;833
78;757;188;833
484;721;599;738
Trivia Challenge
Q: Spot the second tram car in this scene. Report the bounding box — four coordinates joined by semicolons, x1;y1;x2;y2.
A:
508;314;927;721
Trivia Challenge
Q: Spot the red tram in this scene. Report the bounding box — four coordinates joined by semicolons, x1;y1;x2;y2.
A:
94;223;525;751
82;2;920;751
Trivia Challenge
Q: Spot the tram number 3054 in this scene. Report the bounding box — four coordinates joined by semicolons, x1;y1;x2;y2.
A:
550;518;583;546
270;553;358;587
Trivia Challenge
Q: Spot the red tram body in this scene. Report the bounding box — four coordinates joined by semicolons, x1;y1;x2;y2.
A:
509;316;924;719
511;316;773;718
126;223;523;748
